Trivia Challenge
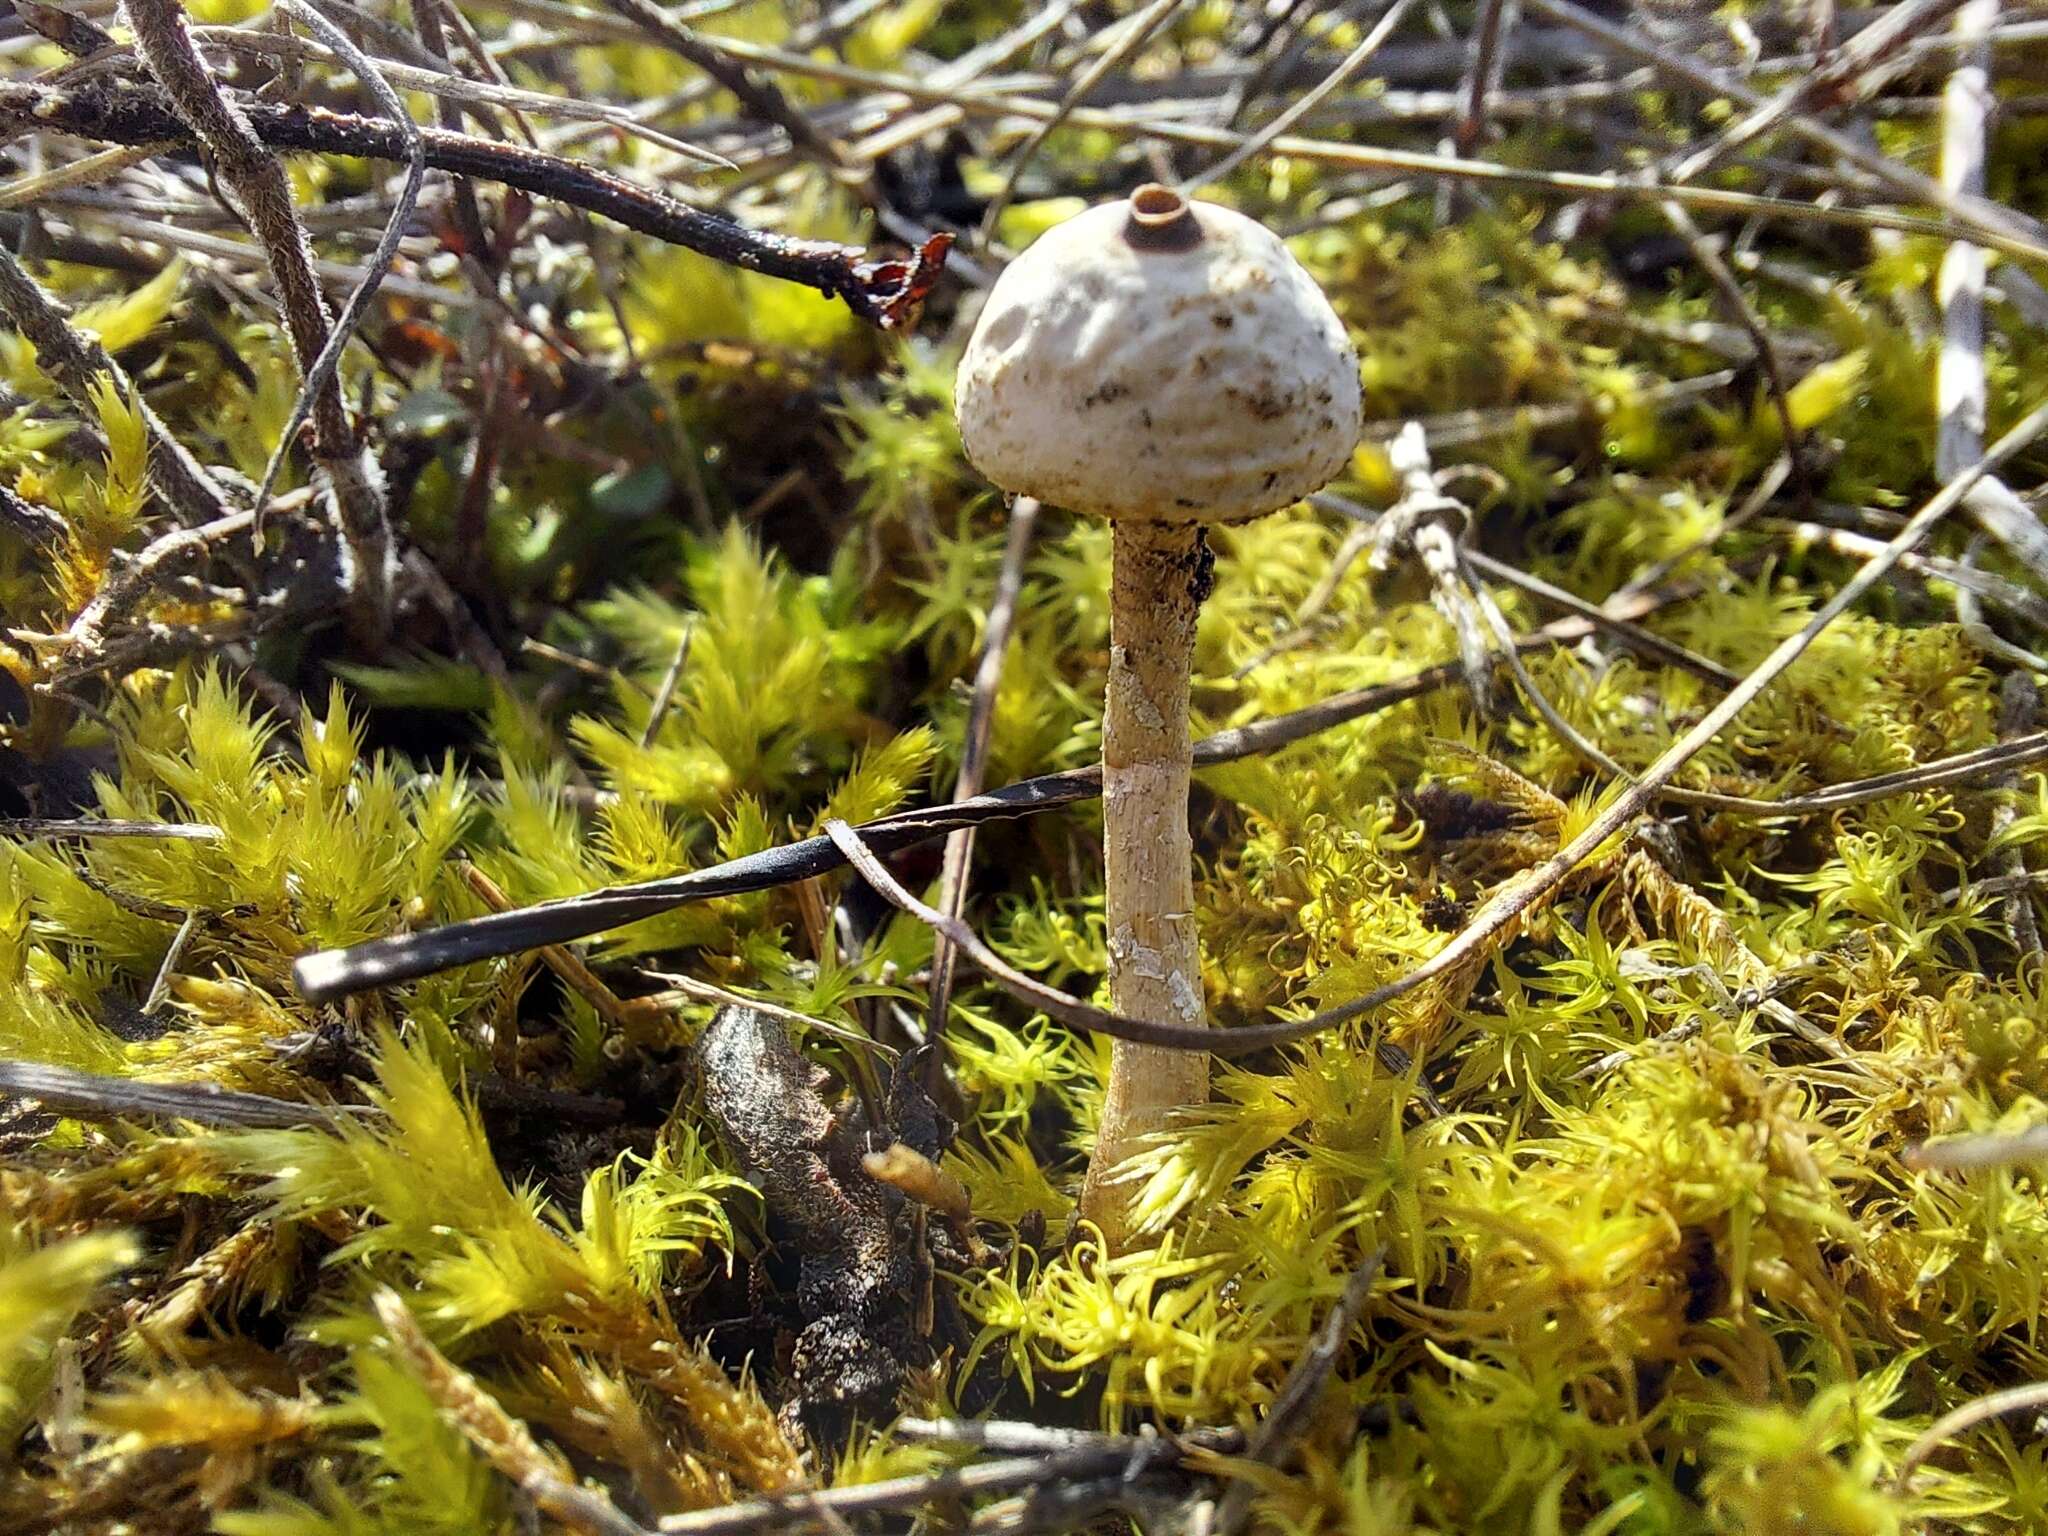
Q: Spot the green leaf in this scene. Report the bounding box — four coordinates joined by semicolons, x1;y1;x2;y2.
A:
0;1228;138;1424
72;260;185;356
330;656;496;713
1787;348;1868;433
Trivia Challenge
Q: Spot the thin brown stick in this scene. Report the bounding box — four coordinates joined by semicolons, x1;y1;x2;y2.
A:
457;864;643;1034
119;0;393;625
65;508;257;657
828;817;1218;1053
181;25;703;154
179;12;726;164
1212;1248;1386;1536
1656;199;1805;492
0;817;223;842
628;970;891;1053
1988;675;2044;960
1519;0;2048;259
1745;730;2048;815
406;0;490;262
639;617;696;750
1452;0;1513;156
1456;545;1743;689
0;79;952;325
1931;0;2048;585
1670;0;1972;183
291;653;1516;1000
1895;1381;2048;1492
1762;518;2048;631
1459;551;1643;783
245;0;423;539
1181;0;1420;193
1219;0;1318;130
40;609;284;687
395;0;548;157
529;0;925;160
977;0;1191;243
38;205;476;306
0;1059;350;1129
0;245;230;527
601;27;2048;261
927;497;1039;1052
655;1428;1230;1536
593;0;851;171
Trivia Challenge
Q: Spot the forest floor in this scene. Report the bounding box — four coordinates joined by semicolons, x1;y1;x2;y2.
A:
5;1;2048;1532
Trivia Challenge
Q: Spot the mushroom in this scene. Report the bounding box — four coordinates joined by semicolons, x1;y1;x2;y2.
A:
954;184;1362;1248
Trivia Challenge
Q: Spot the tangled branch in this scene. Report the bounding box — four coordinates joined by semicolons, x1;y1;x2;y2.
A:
0;79;953;328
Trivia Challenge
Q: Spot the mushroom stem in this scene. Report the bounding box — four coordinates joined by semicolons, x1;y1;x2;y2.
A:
1079;518;1212;1248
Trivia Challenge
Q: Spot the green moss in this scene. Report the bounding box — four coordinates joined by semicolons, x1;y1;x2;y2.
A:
4;15;2048;1532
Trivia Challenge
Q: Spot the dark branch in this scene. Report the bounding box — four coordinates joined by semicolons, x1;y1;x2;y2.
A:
0;1059;352;1129
0;480;67;547
120;0;394;624
0;79;952;328
10;0;116;57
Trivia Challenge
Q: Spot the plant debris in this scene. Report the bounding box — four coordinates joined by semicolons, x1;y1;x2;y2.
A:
5;0;2048;1532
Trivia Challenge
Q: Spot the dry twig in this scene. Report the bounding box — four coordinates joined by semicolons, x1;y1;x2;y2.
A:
926;496;1039;1049
1521;0;2048;258
1182;0;1419;193
594;0;851;172
0;817;224;842
1211;1248;1386;1536
374;1289;650;1536
241;1;421;543
120;0;395;627
0;1060;350;1129
1451;0;1514;157
1655;198;1804;490
64;508;255;657
0;80;952;326
1895;1381;2048;1492
1987;674;2044;959
655;1427;1230;1536
1932;0;2048;585
1670;0;1972;183
977;0;1191;242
